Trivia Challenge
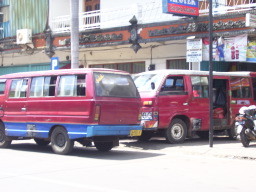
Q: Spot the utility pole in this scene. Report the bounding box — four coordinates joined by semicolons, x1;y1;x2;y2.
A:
70;0;79;68
209;0;214;147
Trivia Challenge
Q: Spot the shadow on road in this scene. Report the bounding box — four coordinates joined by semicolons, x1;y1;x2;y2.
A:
6;141;164;160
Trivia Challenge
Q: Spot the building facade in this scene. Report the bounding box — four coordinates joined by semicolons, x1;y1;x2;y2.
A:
0;0;256;75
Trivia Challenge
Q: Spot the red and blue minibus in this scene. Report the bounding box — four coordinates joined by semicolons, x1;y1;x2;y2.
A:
133;70;256;143
0;68;142;154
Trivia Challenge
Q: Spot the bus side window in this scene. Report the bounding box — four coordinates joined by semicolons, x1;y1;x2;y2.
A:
230;77;251;98
76;75;86;96
9;79;28;98
0;81;6;95
57;75;86;97
253;78;256;100
191;76;209;98
161;76;185;94
44;76;57;97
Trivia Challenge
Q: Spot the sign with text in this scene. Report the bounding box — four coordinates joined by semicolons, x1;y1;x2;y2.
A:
162;0;199;17
186;38;202;62
51;57;59;70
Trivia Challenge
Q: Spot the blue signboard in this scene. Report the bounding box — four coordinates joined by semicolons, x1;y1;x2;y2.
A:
162;0;199;17
51;57;59;70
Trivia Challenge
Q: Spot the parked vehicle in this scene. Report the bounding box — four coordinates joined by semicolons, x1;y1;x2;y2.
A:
236;105;256;147
133;70;256;143
0;68;142;154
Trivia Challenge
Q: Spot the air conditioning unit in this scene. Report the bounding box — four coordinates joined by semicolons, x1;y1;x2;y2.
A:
16;29;32;44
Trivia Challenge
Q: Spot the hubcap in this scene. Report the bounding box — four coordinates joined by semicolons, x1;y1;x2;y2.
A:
171;124;183;140
55;133;66;147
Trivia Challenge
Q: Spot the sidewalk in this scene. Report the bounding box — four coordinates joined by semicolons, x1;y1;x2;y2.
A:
120;136;256;160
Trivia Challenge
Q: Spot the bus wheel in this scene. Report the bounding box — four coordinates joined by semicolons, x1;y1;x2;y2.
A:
165;118;187;144
94;141;113;152
34;138;50;146
51;126;74;155
0;124;12;148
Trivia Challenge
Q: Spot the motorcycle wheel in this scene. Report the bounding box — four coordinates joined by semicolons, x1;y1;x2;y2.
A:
240;127;250;147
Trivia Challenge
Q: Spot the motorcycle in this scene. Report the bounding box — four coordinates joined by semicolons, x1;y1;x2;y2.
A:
235;105;256;147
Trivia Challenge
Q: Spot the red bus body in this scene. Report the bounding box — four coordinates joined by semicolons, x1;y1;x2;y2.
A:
0;68;142;154
133;70;256;143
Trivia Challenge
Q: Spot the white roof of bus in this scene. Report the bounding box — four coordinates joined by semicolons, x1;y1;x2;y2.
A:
134;70;252;77
0;68;130;79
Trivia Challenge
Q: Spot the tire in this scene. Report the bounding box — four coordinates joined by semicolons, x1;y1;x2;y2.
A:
94;141;113;152
165;118;187;144
240;127;250;147
138;131;153;142
51;126;74;155
0;123;12;148
34;138;50;146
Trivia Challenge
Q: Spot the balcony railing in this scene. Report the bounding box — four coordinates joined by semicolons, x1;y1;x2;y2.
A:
51;10;101;33
50;1;256;34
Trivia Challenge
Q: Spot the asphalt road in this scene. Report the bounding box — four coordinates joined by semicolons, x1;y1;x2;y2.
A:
0;137;255;192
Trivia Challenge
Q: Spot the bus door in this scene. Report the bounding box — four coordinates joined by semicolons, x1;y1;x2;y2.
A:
157;75;189;128
0;79;6;117
4;78;29;137
212;78;229;126
188;76;209;131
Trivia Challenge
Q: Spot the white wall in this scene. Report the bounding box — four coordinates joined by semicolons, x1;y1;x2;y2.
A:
49;0;84;20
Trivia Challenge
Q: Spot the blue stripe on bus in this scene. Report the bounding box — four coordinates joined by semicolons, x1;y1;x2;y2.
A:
4;122;142;139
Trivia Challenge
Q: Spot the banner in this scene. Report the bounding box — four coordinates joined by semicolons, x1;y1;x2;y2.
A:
224;34;247;61
247;41;256;62
202;34;248;62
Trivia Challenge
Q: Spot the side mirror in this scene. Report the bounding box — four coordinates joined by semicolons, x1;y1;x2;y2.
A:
151;82;155;90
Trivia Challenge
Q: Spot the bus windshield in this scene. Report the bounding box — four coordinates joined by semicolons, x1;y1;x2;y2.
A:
133;74;164;92
94;72;139;98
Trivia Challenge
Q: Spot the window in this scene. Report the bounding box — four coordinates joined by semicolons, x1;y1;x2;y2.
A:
191;76;209;98
9;79;28;98
86;5;92;11
231;77;251;98
89;62;145;74
57;75;86;97
95;4;100;10
94;72;138;98
160;76;186;95
0;81;5;94
133;74;163;92
167;59;189;69
30;76;57;97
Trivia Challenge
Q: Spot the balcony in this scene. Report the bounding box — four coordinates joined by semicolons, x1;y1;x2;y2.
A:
50;0;256;34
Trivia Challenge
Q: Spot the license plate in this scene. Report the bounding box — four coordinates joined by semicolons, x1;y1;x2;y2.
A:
141;112;153;120
130;130;142;136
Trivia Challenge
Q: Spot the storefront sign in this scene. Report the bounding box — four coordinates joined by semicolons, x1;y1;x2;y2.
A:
51;57;59;70
186;38;202;62
162;0;199;17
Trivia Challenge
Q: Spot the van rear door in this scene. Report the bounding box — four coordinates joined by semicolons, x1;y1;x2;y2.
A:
93;72;140;125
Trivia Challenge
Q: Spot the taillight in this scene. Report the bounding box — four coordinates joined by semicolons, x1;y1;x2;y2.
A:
94;105;101;121
143;100;153;106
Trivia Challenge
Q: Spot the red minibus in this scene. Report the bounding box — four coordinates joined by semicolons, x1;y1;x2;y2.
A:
133;70;256;143
0;68;142;154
